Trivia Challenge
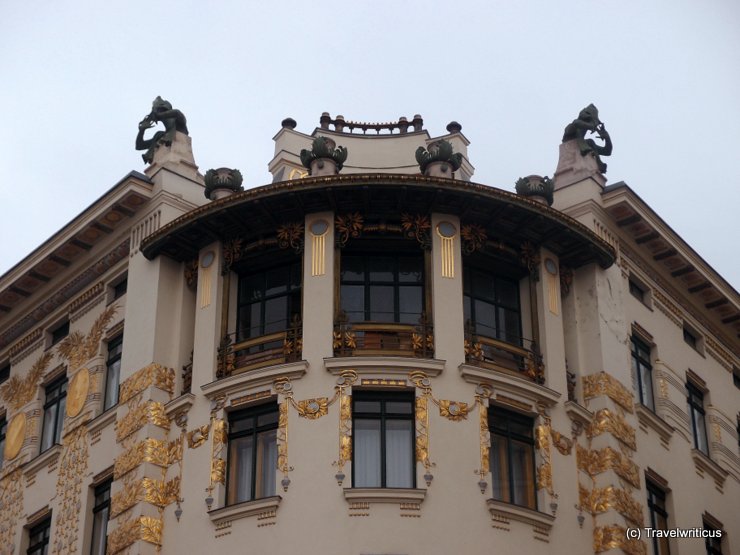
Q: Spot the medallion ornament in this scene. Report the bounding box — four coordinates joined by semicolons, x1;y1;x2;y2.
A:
66;367;90;418
4;413;26;460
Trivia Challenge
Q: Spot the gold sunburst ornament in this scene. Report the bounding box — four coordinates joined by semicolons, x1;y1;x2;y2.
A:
66;368;90;418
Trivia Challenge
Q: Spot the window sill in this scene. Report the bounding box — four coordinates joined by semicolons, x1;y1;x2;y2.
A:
165;393;195;419
691;449;728;492
486;498;554;540
208;496;282;527
202;360;308;401
24;444;62;478
460;363;560;413
343;488;426;516
635;404;673;449
88;405;118;438
325;356;444;377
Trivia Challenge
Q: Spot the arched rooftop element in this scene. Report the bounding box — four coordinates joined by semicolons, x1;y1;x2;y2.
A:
140;174;616;269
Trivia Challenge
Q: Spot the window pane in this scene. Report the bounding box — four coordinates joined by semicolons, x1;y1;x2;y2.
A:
228;435;254;504
398;286;422;324
354;419;381;487
398;257;423;283
510;439;535;508
354;401;381;413
264;297;288;334
369;286;394;322
385;420;413;488
265;267;288;296
105;359;121;410
240;274;263;302
55;397;66;443
474;300;496;336
41;406;55;451
695;411;708;454
385;401;413;415
256;429;277;498
641;365;655;411
499;307;521;344
368;257;394;281
496;278;519;308
341;256;364;281
340;285;365;320
473;271;495;301
90;505;109;555
490;435;509;502
229;415;254;435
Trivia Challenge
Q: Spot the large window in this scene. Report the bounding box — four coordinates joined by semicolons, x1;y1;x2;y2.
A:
340;254;424;324
352;391;415;488
90;479;111;555
0;415;6;470
704;521;723;555
237;262;301;342
631;336;655;411
0;362;9;384
27;517;51;555
463;266;521;345
227;403;279;505
41;376;67;452
104;335;123;411
687;382;708;455
50;321;69;346
646;479;671;555
489;407;536;509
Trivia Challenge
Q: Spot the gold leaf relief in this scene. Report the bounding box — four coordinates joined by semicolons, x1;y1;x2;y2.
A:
115;401;170;442
211;458;227;485
587;409;637;450
277;403;289;474
58;304;118;370
551;430;573;455
582;372;634;413
119;364;174;404
186;424;210;448
415;396;431;468
51;426;89;555
0;469;23;554
479;401;490;474
295;397;329;419
438;400;469;421
576;444;640;488
593;525;646;555
0;352;53;410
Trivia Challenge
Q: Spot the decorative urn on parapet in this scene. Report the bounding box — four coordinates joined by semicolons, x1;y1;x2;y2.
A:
515;175;554;206
300;136;348;176
415;139;463;178
204;168;244;201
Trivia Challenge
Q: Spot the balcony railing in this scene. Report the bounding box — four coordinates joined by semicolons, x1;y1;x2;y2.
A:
333;314;433;358
464;327;544;384
217;316;302;378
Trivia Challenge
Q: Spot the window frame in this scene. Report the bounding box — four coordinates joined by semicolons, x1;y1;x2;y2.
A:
631;335;655;411
90;479;111;555
235;260;302;344
103;334;123;411
50;320;69;346
340;252;426;325
646;479;671;555
27;516;51;555
0;414;6;470
0;362;9;385
463;263;523;346
704;521;723;555
488;406;537;510
226;402;280;505
41;375;68;452
687;382;709;456
351;390;416;489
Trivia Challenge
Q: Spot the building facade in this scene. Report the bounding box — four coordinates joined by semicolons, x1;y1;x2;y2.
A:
0;108;738;555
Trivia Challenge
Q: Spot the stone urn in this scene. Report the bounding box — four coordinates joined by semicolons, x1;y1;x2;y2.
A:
300;136;348;176
204;168;244;201
515;175;554;206
415;139;463;178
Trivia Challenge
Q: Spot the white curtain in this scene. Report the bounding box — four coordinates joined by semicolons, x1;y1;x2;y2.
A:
385;420;413;488
259;429;278;497
354;420;381;487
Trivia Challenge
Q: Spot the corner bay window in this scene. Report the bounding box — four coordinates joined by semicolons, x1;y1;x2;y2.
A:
237;261;301;345
352;391;415;488
463;265;521;345
41;376;68;452
340;254;424;324
489;407;536;509
687;382;708;455
227;403;279;505
631;336;654;411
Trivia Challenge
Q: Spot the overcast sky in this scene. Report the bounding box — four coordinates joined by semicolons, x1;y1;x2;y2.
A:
1;0;738;288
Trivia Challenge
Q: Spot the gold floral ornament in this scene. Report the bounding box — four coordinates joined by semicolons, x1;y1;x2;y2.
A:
401;213;432;248
461;223;487;255
464;339;483;360
519;241;541;278
276;221;304;252
295;398;329;420
438;400;469;421
186;423;210;449
550;429;573;455
222;238;243;273
335;212;363;247
582;372;634;413
331;370;358;485
0;351;53;410
58;304;118;370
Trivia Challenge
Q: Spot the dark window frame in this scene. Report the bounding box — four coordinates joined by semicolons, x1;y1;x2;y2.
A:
629;279;646;303
687;382;709;455
351;390;416;489
704;521;723;555
27;516;51;555
50;321;69;346
90;479;111;555
683;326;698;350
112;277;128;300
340;252;426;325
463;263;523;346
488;406;537;510
646;479;671;555
0;363;9;385
41;375;68;452
104;334;123;411
236;260;302;344
0;414;6;470
226;402;279;505
631;335;655;411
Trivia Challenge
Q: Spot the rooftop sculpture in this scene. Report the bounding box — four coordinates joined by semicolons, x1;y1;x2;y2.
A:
562;104;612;173
135;96;189;164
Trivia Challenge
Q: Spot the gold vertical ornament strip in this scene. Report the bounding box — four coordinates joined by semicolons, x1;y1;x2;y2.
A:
200;264;212;308
311;232;326;276
210;418;227;486
415;395;432;469
0;468;23;554
536;417;554;495
478;398;490;475
277;401;290;475
441;235;454;278
51;426;89;555
547;271;559;315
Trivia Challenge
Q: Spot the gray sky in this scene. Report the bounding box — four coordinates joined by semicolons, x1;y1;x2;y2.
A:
1;0;738;288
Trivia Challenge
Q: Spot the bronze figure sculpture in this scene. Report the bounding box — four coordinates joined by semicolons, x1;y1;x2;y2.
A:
135;96;189;164
562;104;612;173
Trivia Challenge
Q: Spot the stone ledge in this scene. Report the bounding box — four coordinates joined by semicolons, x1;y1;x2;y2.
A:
23;443;62;478
691;449;728;492
201;360;308;400
486;498;555;540
343;487;426;504
635;404;673;450
208;496;282;526
460;364;560;411
325;357;444;377
87;405;117;436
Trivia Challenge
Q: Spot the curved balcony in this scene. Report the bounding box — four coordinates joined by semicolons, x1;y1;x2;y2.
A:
463;328;544;384
333;315;433;359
